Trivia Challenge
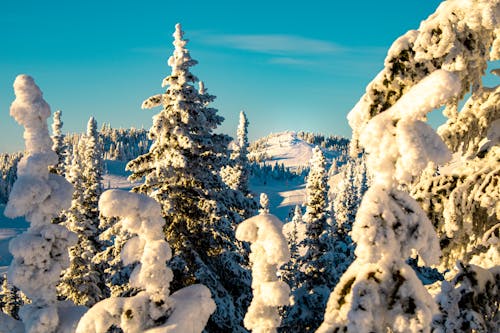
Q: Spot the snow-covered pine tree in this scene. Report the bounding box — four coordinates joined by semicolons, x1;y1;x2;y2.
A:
332;159;358;234
93;218;135;298
259;193;270;215
58;116;105;307
282;146;331;332
0;152;22;204
0;275;23;320
126;24;251;332
232;111;251;194
1;74;85;332
280;205;304;294
221;110;256;218
50;110;66;176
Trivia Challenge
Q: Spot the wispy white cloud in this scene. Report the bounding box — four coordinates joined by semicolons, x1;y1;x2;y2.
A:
268;57;314;66
201;34;342;56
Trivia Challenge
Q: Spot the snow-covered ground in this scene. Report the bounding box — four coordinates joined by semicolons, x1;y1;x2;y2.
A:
102;160;141;190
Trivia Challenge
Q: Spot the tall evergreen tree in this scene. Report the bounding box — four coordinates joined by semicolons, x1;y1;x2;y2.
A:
333;159;360;234
234;111;251;194
221;110;256;219
282;146;332;332
126;24;251;332
58;117;105;307
50;110;66;176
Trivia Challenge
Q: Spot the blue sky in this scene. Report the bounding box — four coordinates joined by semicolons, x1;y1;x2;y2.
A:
0;0;446;152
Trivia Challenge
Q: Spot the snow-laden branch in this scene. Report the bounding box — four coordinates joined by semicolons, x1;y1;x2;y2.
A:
318;69;461;332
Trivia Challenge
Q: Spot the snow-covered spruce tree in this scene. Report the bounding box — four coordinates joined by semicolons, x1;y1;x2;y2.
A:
411;84;499;269
0;152;22;204
332;159;358;234
50;110;67;176
93;217;135;298
236;213;291;333
318;70;462;332
259;193;270;214
126;24;251;331
281;205;303;289
221;110;257;219
76;189;216;333
317;3;500;331
0;276;23;320
281;147;331;332
58;116;105;307
235;110;251;194
222;111;251;194
0;75;85;333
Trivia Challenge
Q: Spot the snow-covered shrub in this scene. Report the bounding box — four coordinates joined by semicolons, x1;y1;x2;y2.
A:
76;189;215;333
236;213;290;333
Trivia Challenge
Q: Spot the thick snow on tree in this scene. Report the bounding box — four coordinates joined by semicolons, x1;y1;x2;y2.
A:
280;206;303;290
304;146;328;227
332;161;356;233
0;152;23;204
221;111;257;219
259;193;269;215
412;84;500;269
0;276;24;320
348;0;500;156
50;110;67;176
433;262;499;332
58;116;105;307
76;189;215;333
236;214;290;333
126;24;251;331
318;70;462;333
223;111;251;194
1;75;85;333
281;147;332;332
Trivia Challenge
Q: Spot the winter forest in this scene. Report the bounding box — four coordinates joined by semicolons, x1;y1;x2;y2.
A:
0;0;499;332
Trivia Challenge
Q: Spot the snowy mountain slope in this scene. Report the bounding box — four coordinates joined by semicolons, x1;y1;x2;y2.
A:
248;131;349;220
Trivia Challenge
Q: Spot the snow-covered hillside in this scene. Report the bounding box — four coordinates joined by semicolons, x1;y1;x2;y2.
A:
248;131;345;171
